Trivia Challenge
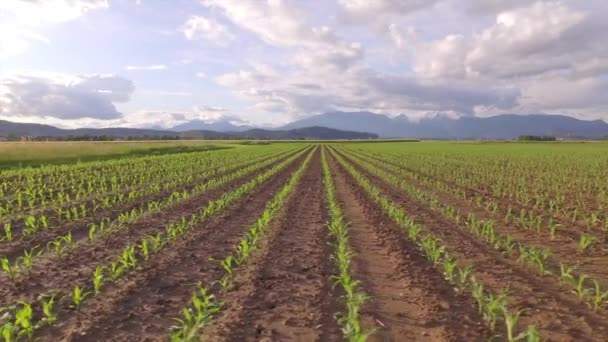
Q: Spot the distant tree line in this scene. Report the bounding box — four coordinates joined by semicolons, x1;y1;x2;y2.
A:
518;135;557;141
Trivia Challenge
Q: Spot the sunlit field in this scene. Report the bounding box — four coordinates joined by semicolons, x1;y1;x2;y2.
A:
1;141;607;340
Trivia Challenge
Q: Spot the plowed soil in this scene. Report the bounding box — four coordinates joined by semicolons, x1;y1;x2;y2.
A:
0;151;305;306
37;150;308;341
203;148;342;341
10;144;607;342
328;151;488;342
333;147;608;341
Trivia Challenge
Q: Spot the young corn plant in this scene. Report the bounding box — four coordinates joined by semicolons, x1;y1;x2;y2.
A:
1;322;16;342
14;302;33;338
1;223;12;242
93;265;105;294
71;286;91;309
578;233;596;253
572;274;590;301
17;246;41;272
170;288;221;342
591;280;608;311
442;256;458;283
482;290;510;331
559;264;576;287
456;265;474;291
40;295;57;325
1;257;18;281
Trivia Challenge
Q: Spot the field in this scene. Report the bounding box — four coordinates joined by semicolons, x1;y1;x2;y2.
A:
1;141;608;341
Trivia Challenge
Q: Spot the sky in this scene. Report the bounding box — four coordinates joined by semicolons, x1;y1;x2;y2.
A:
1;0;607;129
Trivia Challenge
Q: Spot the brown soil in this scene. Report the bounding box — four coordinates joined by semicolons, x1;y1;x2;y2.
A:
203;148;342;341
35;150;312;341
0;151;307;307
328;150;488;342
332;147;608;341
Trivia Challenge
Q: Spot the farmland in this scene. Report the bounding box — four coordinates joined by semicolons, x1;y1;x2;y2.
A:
1;141;608;341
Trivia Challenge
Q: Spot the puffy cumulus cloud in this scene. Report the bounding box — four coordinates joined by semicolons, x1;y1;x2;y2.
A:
0;73;134;120
203;0;364;70
0;0;108;58
119;106;250;129
181;16;235;45
412;1;608;118
416;2;606;80
201;0;522;119
204;0;334;48
215;62;519;117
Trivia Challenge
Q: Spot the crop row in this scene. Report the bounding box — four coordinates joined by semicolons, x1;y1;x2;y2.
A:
338;146;608;312
0;146;305;282
169;147;316;341
328;147;540;341
0;147;300;242
0;146;310;339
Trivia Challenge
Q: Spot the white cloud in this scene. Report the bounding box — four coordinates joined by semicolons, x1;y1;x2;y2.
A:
204;0;346;50
216;62;518;118
0;0;109;25
0;0;108;58
125;64;167;71
0;72;134;120
415;2;601;80
181;16;234;45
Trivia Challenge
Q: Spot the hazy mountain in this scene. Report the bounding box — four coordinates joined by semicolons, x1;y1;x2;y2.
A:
0;120;175;138
181;126;377;140
281;112;608;139
4;111;608;140
0;120;376;140
170;120;253;132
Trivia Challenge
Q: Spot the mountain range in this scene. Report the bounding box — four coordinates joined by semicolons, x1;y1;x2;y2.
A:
0;120;377;140
280;112;608;139
2;112;608;140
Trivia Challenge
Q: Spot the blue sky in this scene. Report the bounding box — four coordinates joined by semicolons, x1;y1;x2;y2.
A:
1;0;607;129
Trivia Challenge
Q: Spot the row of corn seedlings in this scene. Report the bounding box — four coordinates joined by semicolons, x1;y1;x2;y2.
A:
0;147;313;340
168;148;316;341
0;147;305;281
344;144;608;238
339;147;608;312
347;147;606;254
329;148;540;341
320;147;370;341
0;147;299;242
0;148;240;217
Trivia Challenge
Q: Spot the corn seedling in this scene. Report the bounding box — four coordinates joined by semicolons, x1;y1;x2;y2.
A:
1;224;12;242
591;280;608;311
93;265;105;294
1;258;17;280
14;302;33;338
578;233;596;253
572;274;590;301
71;286;91;309
559;264;576;286
41;295;57;325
